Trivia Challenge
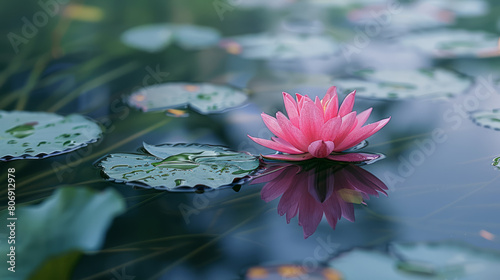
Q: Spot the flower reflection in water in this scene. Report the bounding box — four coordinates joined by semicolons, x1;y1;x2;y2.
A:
253;159;388;238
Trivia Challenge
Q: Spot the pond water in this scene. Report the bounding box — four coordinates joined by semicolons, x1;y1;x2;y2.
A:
1;0;500;279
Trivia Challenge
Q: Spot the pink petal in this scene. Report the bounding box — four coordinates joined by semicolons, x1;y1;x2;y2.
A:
283;92;300;127
272;137;303;153
308;140;335;158
338;90;356;117
333;111;358;148
314;96;325;119
326;153;380;162
276;112;309;151
335;117;390;151
261;113;285;139
322;86;337;106
248;136;304;154
324;90;339;120
298;193;323;238
262;153;314;161
355;108;373;129
320;116;342;141
299;100;324;143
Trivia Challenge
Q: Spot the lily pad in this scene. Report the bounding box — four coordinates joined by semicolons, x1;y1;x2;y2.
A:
128;82;248;114
0;111;102;161
471;109;500;131
121;23;221;52
335;68;472;100
0;187;125;280
220;33;339;60
97;143;260;191
400;29;500;58
328;242;500;279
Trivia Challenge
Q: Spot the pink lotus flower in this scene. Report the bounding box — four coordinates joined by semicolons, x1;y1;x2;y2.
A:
248;86;390;162
253;161;388;238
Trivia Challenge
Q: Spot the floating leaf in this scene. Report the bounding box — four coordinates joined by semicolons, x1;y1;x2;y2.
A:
329;242;500;279
400;29;500;58
121;24;221;52
128;83;248;114
0;111;102;161
220;33;339;60
335;68;472;100
0;187;125;280
493;156;500;169
471;109;500;131
98;143;260;191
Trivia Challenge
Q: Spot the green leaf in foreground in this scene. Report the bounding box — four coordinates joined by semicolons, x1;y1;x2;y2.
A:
0;187;125;280
98;143;260;191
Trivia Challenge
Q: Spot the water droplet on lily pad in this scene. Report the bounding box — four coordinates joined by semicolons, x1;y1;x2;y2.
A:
128;83;248;114
399;29;500;58
121;23;221;52
335;68;472;100
220;33;339;60
0;111;102;161
471;109;500;131
97;143;260;191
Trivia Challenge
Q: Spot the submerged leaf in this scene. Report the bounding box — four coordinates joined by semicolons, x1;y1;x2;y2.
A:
121;23;221;52
128;82;248;114
471;109;500;131
98;143;260;191
336;68;472;100
0;111;102;161
0;187;125;280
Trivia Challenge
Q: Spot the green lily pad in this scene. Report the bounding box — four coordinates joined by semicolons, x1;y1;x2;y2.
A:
400;29;500;58
471;109;500;131
121;23;221;52
335;68;472;100
0;111;102;161
329;242;500;279
220;33;339;60
0;187;125;280
97;143;260;191
128;83;248;114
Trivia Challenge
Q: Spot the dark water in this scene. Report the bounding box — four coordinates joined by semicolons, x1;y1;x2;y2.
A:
1;0;500;279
